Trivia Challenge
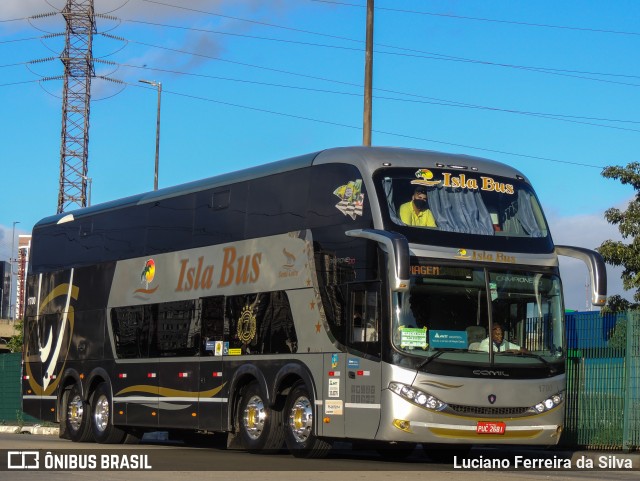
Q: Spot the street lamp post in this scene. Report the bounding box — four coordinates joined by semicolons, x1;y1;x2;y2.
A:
79;174;92;206
9;221;19;320
139;79;162;191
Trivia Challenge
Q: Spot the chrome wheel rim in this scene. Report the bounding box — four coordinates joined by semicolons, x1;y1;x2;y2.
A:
242;395;266;440
67;394;85;431
93;394;110;433
288;395;312;443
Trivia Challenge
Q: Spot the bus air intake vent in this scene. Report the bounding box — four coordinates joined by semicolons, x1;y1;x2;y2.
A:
447;403;531;418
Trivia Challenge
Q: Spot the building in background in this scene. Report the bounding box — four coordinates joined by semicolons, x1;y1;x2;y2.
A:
0;261;9;319
15;235;31;320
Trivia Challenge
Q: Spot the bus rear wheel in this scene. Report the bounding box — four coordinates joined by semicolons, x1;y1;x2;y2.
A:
284;382;331;458
64;384;93;442
237;381;284;453
90;383;126;444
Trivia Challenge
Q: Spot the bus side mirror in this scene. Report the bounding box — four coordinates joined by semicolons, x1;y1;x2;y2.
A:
556;245;607;306
345;229;410;292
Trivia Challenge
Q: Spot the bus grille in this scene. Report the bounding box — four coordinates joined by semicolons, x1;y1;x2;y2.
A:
447;404;531;418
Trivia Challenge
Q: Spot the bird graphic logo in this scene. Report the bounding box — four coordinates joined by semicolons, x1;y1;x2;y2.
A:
411;168;441;186
140;259;155;287
283;248;296;270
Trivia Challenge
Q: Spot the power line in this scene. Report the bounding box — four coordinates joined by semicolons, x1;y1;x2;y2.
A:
311;0;640;37
99;59;640;132
110;77;605;169
118;9;640;87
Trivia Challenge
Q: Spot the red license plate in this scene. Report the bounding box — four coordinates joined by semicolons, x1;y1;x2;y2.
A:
476;421;506;434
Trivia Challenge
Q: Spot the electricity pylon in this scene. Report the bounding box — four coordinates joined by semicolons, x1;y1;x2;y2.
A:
57;0;95;213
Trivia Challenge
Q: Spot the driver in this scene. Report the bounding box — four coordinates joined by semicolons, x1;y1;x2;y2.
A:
399;186;437;227
478;322;522;352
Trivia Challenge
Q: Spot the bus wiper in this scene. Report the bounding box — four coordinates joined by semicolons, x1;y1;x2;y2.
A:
417;348;468;370
496;351;557;372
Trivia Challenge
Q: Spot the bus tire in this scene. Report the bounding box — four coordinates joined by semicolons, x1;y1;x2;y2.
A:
90;383;126;444
237;381;285;453
64;384;93;442
284;382;331;458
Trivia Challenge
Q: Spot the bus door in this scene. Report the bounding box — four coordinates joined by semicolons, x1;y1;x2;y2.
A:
344;283;382;439
110;304;158;429
155;300;201;430
197;296;226;431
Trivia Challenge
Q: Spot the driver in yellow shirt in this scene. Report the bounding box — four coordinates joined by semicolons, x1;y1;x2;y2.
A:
399;186;437;227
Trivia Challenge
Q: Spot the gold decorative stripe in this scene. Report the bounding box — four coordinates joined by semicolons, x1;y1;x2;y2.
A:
26;283;78;396
420;381;463;389
115;383;226;398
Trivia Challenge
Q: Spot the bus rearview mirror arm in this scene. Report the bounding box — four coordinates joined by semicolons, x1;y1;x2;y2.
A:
555;245;607;306
345;229;410;292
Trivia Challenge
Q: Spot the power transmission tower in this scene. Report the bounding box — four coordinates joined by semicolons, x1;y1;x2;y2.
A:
57;0;96;213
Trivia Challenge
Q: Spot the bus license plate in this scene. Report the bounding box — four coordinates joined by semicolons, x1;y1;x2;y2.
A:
476;421;506;434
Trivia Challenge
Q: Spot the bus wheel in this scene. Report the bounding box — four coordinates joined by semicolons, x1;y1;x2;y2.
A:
90;383;126;444
237;381;284;453
64;384;93;442
284;382;331;458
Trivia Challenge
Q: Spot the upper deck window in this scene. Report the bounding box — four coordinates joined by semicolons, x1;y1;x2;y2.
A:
377;168;548;238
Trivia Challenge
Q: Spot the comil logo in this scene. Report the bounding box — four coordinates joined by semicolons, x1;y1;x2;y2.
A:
7;451;39;470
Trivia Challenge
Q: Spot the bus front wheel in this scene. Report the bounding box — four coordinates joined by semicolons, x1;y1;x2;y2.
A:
283;382;331;458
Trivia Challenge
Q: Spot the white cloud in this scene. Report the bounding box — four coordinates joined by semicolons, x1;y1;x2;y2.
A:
545;199;632;311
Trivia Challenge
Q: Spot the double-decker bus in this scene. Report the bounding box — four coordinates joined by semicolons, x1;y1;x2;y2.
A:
22;146;606;457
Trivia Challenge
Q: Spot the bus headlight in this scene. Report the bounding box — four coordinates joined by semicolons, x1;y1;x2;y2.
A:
388;382;447;412
531;392;563;414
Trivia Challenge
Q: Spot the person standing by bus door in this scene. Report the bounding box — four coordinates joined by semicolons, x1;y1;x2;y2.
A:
399;186;437;227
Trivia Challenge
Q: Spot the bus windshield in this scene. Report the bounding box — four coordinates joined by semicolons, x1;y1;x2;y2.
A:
377;167;548;238
392;263;564;364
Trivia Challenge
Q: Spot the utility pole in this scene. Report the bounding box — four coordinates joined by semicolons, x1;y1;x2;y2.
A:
139;80;162;190
57;0;96;213
9;221;19;320
362;0;374;146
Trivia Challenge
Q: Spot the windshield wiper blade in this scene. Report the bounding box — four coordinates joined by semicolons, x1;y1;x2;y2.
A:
417;348;468;370
496;351;557;372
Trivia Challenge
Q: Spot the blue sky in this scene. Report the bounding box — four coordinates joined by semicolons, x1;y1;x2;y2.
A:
0;0;638;310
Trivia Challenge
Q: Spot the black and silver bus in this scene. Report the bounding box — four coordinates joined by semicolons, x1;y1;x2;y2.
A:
22;146;606;457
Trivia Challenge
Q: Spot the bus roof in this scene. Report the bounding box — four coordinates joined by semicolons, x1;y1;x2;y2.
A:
34;146;528;229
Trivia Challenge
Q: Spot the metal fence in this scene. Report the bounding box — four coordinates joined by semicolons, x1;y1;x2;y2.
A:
0;352;26;424
564;310;640;451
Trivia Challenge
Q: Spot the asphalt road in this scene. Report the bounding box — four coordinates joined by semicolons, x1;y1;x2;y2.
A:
0;432;637;481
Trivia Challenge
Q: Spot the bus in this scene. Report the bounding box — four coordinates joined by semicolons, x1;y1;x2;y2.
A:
22;146;606;458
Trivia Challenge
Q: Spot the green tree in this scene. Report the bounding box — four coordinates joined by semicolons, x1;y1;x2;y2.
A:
599;162;640;310
6;318;23;353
